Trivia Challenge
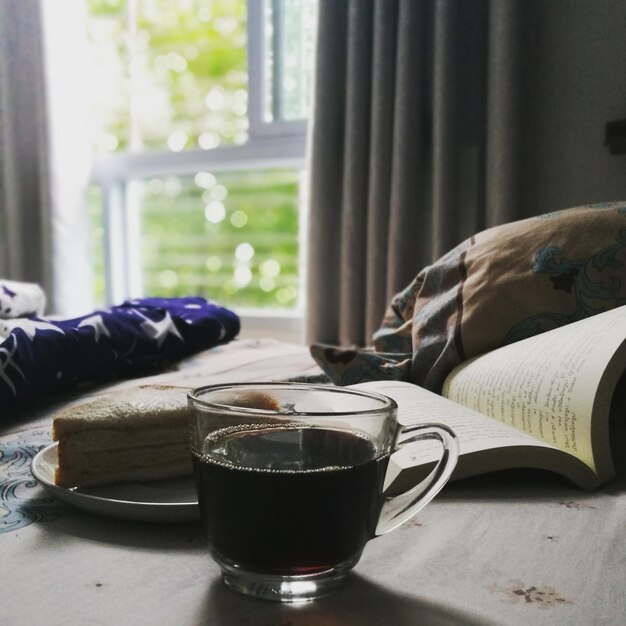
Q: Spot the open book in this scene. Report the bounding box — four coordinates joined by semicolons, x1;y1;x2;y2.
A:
354;305;626;492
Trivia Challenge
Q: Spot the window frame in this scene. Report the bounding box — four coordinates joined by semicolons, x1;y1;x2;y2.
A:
88;0;310;343
247;0;309;139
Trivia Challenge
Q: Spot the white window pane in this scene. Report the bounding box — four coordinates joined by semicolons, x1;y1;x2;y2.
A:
83;1;311;315
264;0;316;122
86;0;248;153
133;169;301;309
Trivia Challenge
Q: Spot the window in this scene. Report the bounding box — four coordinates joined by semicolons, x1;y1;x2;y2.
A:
84;0;316;340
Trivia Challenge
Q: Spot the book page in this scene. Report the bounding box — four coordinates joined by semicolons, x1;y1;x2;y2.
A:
443;306;626;473
353;380;555;468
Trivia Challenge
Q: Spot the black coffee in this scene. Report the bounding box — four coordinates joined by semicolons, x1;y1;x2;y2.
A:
193;425;389;575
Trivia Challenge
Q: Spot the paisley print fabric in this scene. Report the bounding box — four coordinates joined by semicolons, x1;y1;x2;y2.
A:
311;202;626;392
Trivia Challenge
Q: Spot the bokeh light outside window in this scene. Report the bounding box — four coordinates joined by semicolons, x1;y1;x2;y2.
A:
86;0;314;310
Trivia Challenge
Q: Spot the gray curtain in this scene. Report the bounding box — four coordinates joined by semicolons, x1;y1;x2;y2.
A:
306;0;528;347
305;0;626;347
0;0;52;294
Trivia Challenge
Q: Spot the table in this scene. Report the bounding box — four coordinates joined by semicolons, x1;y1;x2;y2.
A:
2;340;625;625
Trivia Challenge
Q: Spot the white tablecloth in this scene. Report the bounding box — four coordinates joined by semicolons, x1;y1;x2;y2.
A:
2;339;625;625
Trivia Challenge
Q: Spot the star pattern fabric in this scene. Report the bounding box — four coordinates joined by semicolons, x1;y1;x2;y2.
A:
0;297;240;409
0;280;46;319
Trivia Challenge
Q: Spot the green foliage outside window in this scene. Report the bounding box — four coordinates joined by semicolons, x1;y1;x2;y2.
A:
86;0;302;310
138;169;299;308
87;0;248;152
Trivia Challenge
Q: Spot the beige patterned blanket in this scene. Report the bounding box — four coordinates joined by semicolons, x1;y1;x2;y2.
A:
311;202;626;392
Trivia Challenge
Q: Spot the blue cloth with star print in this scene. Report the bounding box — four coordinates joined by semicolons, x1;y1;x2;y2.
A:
0;297;240;408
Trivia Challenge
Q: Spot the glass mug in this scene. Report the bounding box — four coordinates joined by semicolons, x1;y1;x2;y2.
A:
188;383;459;603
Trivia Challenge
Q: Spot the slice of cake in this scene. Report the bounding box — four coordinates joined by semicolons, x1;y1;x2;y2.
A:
52;385;193;488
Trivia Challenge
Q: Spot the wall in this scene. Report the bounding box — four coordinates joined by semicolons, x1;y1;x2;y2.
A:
524;0;626;214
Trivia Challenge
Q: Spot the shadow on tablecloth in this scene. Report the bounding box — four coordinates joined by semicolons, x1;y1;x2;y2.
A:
197;574;500;626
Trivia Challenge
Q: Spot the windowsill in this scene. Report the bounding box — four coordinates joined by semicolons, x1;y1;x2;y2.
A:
235;308;305;345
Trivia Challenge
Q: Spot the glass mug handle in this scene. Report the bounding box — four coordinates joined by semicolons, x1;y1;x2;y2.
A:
375;423;460;536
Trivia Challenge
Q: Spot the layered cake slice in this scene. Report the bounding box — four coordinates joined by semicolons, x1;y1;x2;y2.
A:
52;385;193;488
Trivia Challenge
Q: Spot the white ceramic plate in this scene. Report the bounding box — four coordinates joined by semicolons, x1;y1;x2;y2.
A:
31;443;200;523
